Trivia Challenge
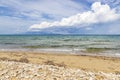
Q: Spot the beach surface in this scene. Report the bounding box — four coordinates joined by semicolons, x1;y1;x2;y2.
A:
0;51;120;80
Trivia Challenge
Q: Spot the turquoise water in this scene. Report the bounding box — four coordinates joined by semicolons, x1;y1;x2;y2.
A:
0;35;120;56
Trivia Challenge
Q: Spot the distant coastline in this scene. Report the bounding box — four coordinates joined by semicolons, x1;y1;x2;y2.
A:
1;33;120;36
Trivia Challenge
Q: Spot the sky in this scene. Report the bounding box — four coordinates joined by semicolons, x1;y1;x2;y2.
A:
0;0;120;34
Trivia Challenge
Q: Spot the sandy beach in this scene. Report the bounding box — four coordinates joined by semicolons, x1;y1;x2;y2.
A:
0;51;120;80
0;51;120;72
1;0;120;79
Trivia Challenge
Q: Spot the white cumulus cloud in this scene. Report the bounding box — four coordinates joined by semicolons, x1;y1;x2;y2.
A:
29;2;120;30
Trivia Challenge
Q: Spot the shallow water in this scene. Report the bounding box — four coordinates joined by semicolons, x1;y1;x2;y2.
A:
0;35;120;57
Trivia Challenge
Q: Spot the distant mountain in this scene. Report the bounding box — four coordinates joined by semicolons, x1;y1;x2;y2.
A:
26;26;90;35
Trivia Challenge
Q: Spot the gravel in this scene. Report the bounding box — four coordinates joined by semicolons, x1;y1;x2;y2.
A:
0;61;119;80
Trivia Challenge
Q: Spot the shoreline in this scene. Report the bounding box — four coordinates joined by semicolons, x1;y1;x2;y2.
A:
0;50;120;73
0;48;120;58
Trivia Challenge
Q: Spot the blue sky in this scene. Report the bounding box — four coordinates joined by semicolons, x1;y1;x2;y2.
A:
0;0;120;34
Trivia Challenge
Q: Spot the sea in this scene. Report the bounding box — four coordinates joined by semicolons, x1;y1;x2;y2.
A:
0;35;120;57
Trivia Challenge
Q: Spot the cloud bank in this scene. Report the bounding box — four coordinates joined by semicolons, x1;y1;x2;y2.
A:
29;2;120;30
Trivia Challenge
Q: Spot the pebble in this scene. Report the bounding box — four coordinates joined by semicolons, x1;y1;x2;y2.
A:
0;61;119;80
